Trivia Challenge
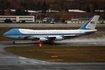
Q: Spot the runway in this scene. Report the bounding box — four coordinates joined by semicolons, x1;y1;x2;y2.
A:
1;35;105;46
0;40;105;46
0;39;105;70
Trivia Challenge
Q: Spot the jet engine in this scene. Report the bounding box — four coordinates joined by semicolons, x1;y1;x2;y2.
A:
55;36;63;41
40;38;47;42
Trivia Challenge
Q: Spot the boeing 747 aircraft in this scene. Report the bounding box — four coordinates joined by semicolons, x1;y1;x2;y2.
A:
3;15;100;46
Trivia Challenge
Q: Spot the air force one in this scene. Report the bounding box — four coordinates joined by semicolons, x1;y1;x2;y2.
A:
3;15;100;45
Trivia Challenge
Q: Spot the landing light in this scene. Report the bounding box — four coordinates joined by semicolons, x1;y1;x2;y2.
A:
39;43;42;47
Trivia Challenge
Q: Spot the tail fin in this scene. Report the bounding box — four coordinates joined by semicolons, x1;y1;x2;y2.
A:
79;15;100;30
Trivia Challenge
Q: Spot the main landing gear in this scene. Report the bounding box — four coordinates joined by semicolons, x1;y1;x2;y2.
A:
45;40;54;44
13;40;15;44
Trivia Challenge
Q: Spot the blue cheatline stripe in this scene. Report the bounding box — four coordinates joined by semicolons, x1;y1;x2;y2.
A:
6;33;82;35
6;32;90;36
79;16;94;30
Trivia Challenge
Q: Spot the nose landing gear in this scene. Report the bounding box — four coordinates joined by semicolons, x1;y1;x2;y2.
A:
13;40;15;44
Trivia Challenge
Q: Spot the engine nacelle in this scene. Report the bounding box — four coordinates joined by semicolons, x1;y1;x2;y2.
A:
40;38;46;42
55;36;63;41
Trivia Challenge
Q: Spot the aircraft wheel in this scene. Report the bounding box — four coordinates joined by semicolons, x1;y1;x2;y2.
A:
13;40;15;44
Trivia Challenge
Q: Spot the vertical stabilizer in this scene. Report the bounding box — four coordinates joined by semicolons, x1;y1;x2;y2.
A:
79;15;100;30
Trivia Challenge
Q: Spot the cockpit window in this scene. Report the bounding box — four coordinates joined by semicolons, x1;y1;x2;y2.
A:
10;29;12;31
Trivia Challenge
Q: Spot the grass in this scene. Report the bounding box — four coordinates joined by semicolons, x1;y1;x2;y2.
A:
0;27;105;41
4;46;105;63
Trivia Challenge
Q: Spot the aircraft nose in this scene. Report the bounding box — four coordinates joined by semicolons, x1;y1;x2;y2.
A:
3;32;8;37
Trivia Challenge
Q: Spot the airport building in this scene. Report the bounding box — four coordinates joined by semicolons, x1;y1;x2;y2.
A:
0;16;35;23
65;20;105;24
65;12;105;24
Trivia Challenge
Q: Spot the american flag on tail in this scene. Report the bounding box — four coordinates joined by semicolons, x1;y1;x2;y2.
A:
90;21;95;24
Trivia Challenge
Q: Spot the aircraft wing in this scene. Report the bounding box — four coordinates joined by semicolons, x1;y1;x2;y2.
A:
24;34;78;41
24;36;57;40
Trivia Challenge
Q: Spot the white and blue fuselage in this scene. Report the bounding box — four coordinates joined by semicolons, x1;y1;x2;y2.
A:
3;15;100;42
3;29;97;40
